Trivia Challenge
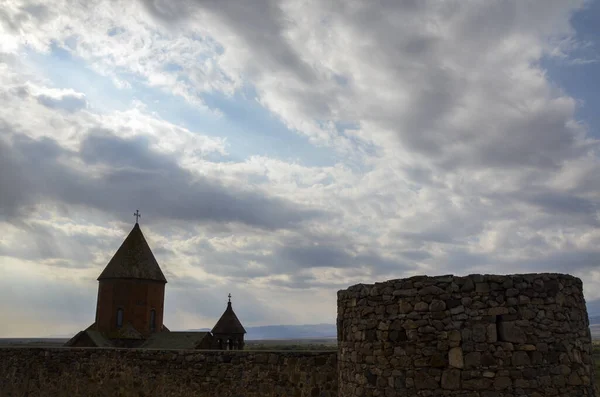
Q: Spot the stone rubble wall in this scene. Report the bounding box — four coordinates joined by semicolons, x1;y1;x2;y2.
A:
0;347;337;397
337;273;595;397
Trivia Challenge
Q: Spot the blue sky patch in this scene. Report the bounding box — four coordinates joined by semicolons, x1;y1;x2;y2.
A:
541;1;600;138
24;43;341;168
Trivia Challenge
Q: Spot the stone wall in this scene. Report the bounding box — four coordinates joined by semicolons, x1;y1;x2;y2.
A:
337;273;595;396
0;347;337;397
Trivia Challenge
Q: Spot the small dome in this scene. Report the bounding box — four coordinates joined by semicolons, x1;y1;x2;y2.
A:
212;300;246;334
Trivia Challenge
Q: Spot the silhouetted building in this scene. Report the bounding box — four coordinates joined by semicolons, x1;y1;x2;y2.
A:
212;294;247;350
65;216;245;350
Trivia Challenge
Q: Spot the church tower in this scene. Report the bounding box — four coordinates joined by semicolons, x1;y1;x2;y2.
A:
66;211;246;350
94;216;167;339
211;294;246;350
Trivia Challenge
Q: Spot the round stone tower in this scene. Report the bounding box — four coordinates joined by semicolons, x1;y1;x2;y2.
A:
337;273;595;396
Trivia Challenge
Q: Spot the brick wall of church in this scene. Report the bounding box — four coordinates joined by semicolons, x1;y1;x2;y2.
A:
96;279;165;337
0;347;338;397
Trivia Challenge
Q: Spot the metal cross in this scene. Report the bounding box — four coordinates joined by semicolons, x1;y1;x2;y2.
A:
228;293;232;303
134;209;141;223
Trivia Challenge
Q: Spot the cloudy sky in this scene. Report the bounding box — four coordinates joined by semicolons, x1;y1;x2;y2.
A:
1;0;600;338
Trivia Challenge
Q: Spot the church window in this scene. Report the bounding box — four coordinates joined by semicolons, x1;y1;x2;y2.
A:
150;309;156;331
116;308;124;328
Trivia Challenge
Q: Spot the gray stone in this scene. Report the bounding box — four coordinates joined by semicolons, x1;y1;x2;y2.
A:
418;285;445;296
441;369;461;390
398;301;412;314
497;320;527;343
512;351;531;366
448;347;464;369
486;324;497;343
494;376;512;390
429;300;446;312
461;278;475;292
464;352;481;368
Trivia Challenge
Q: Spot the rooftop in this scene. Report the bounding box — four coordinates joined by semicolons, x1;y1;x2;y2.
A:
97;223;167;283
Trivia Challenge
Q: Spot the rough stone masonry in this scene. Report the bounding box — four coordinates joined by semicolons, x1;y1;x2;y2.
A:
337;273;595;396
0;348;337;397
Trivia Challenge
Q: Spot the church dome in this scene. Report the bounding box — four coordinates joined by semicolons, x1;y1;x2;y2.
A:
97;223;167;283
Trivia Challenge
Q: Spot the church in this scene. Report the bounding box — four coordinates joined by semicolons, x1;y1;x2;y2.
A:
65;214;246;350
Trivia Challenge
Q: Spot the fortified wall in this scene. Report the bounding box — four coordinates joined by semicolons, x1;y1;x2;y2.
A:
337;273;595;396
0;348;337;397
1;273;596;397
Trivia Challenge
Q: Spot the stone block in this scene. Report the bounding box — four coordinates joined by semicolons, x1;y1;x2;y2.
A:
448;347;464;369
497;320;527;343
429;299;446;312
441;369;461;390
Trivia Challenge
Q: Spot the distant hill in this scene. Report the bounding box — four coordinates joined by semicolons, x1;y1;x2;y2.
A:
587;300;600;321
188;323;337;340
589;315;600;326
19;307;600;341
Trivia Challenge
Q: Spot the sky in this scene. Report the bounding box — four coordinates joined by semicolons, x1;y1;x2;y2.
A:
0;0;599;338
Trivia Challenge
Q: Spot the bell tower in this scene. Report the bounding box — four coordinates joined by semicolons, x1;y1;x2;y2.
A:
212;294;246;350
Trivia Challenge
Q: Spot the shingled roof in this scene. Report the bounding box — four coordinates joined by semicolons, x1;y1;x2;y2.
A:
64;323;114;347
64;329;114;348
97;223;167;283
211;301;246;334
141;332;211;349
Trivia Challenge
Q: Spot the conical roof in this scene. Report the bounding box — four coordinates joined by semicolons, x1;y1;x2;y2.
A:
97;223;167;283
212;301;246;334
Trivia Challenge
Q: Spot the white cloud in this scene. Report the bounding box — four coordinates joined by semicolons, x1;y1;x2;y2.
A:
1;0;600;336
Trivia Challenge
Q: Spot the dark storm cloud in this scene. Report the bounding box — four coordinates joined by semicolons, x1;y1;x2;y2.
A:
274;243;406;273
522;190;598;217
0;128;39;218
0;216;124;268
183;230;414;288
426;249;600;279
140;0;594;172
0;3;50;32
79;129;173;170
0;129;328;230
165;274;273;325
277;244;358;269
520;249;600;274
140;0;318;84
0;143;25;217
485;187;600;227
441;251;496;275
399;250;433;261
0;221;60;262
267;274;351;290
0;275;97;326
37;93;88;113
